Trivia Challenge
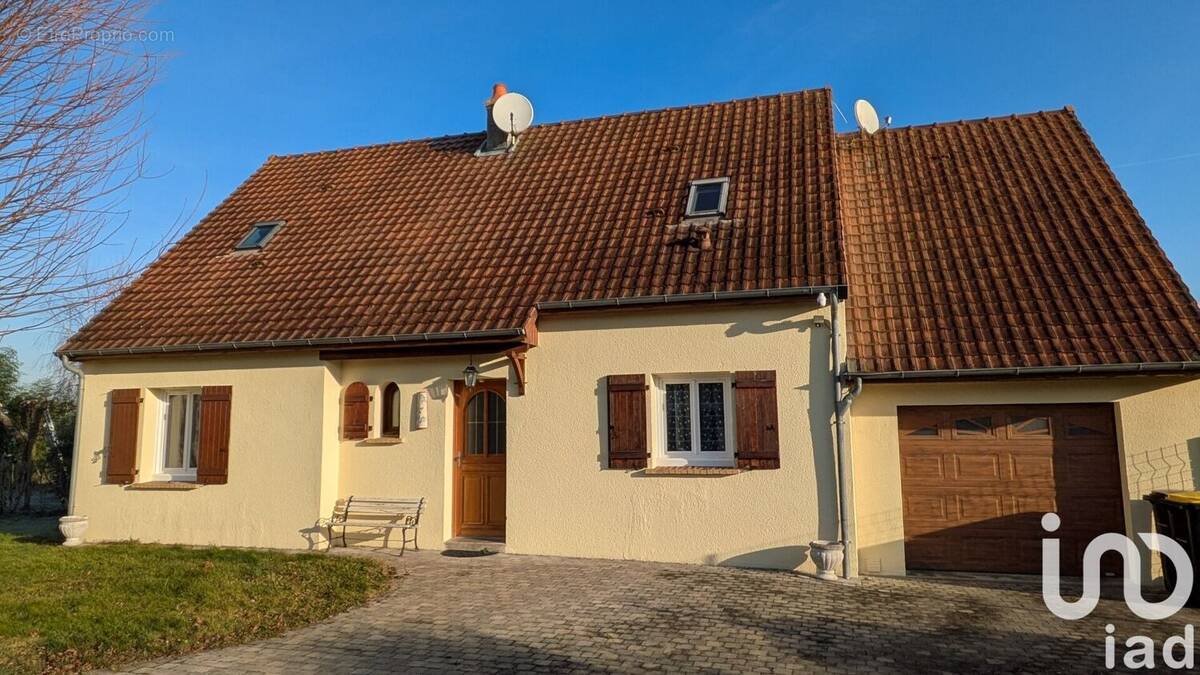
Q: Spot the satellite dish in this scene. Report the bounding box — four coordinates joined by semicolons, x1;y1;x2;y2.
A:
492;92;534;134
854;99;880;135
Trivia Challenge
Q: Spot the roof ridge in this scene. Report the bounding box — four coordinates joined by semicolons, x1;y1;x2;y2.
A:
271;87;832;161
835;106;1074;139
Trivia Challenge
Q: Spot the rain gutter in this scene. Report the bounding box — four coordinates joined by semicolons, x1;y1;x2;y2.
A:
536;286;844;312
58;328;528;360
847;361;1200;381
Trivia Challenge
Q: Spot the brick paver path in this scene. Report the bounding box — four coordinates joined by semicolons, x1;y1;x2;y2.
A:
121;551;1200;674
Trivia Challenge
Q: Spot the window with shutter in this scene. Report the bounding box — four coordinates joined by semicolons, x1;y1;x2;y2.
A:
733;370;780;469
157;389;202;481
655;375;735;467
105;388;141;484
606;374;648;469
196;386;232;484
342;382;370;440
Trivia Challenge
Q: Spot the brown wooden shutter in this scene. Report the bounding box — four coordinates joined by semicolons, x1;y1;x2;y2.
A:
734;370;780;469
606;374;648;469
197;386;232;485
342;382;370;440
105;388;140;484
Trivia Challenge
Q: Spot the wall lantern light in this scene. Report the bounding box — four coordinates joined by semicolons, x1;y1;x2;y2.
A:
463;357;479;388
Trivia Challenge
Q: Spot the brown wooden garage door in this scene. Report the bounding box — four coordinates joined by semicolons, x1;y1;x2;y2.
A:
898;404;1125;575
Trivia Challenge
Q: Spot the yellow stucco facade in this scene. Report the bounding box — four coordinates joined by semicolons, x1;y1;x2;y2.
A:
67;302;1200;578
506;303;836;572
851;377;1200;578
332;355;509;549
68;302;839;570
70;352;337;549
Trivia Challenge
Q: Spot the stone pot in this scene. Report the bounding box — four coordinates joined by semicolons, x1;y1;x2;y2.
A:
58;515;88;547
809;540;844;580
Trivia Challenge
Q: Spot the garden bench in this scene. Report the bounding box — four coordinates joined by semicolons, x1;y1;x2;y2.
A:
319;496;424;553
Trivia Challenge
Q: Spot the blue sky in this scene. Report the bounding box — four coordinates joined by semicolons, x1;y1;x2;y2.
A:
6;0;1200;377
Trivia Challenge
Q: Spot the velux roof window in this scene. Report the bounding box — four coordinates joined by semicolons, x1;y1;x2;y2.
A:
685;178;729;218
235;221;282;250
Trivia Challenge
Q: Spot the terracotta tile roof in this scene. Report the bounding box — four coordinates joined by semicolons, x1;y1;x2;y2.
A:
838;109;1200;374
61;89;843;355
61;89;1200;375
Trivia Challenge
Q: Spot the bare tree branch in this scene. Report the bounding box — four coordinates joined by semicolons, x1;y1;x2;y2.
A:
0;0;172;337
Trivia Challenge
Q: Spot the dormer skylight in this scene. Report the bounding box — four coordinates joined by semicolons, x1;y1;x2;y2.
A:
235;221;282;250
685;178;729;218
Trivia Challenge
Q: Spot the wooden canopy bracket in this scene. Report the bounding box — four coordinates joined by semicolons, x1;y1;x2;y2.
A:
506;348;528;395
522;308;539;347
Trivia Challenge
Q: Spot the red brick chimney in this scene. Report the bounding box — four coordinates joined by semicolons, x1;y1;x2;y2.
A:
483;82;510;152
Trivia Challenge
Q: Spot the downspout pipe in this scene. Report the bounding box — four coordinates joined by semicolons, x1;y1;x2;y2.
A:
830;293;862;579
59;355;84;516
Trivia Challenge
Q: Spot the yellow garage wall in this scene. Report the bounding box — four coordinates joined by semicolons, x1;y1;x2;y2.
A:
850;377;1200;578
333;356;510;549
506;301;835;571
70;352;334;550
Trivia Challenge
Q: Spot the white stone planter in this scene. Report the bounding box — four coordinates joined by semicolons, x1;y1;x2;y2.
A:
58;515;88;546
809;540;844;580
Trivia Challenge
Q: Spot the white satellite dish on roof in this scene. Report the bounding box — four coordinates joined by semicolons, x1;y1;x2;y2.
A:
492;92;534;134
854;99;880;135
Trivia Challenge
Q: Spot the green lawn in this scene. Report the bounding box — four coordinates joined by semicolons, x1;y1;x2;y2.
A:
0;518;393;674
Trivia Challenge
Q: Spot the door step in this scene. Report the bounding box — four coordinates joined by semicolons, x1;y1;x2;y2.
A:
444;536;505;554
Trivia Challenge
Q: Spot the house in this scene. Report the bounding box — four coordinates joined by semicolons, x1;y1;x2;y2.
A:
59;85;1200;578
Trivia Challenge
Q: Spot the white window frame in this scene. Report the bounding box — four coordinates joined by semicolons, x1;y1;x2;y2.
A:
685;177;729;218
654;374;736;467
155;388;202;481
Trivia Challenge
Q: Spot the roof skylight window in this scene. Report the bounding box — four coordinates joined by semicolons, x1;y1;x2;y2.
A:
685;178;729;218
235;221;282;250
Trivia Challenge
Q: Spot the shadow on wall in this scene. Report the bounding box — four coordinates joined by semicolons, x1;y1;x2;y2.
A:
299;524;325;551
1126;439;1200;497
705;545;810;570
727;311;840;543
1124;436;1200;583
724;314;815;337
804;317;838;543
594;378;606;467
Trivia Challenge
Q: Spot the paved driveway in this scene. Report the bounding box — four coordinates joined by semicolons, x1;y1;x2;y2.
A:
123;551;1198;674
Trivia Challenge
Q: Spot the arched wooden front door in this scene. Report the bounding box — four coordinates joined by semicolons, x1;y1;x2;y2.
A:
453;379;506;537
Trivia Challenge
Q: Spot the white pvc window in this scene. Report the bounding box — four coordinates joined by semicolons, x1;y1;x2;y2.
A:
685;178;729;217
655;376;735;467
158;390;201;480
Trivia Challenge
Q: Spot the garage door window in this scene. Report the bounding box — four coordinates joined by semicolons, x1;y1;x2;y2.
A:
1011;415;1051;437
953;416;993;437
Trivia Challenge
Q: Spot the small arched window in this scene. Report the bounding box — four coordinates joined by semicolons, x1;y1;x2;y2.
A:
381;383;401;437
465;391;506;455
342;382;370;440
